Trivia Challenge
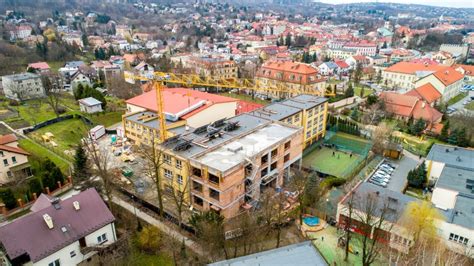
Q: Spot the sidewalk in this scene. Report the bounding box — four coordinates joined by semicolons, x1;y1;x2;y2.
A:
112;196;204;256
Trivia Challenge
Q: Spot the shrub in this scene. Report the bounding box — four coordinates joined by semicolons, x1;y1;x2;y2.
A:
320;177;346;189
28;178;43;197
8;100;20;106
0;188;17;209
136;226;162;254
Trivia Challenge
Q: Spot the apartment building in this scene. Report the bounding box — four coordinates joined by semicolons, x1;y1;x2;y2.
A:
188;56;238;79
250;95;328;149
0;134;32;185
382;62;448;90
1;73;45;101
256;60;327;99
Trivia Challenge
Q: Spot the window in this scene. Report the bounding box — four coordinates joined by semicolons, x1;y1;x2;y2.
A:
3;159;7;166
209;188;220;201
163;154;172;165
260;168;267;177
48;259;60;266
271;148;278;158
12;156;16;164
97;233;108;244
270;162;277;171
176;160;182;169
284;154;290;163
193;181;203;192
0;151;3;157
284;141;291;150
164;169;173;180
7;171;12;178
70;251;76;258
208;173;219;185
261;154;268;164
177;174;183;185
193;195;203;206
449;233;469;245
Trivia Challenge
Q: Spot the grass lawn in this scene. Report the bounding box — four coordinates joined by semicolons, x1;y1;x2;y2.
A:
48;61;65;72
18;138;71;174
122;251;174;266
88;111;123;127
354;86;375;98
28;118;89;154
303;147;360;178
218;92;269;105
446;92;468;106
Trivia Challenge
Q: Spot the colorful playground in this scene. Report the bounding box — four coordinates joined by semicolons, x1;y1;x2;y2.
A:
303;132;372;178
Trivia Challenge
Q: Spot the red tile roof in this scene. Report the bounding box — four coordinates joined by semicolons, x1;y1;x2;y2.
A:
0;134;18;145
432;67;464;86
454;64;474;76
27;62;50;70
126;88;238;118
384;62;447;75
335;60;349;68
257;60;323;84
380;92;442;123
405;83;442;104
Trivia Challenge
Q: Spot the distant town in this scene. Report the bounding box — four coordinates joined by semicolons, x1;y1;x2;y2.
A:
0;0;473;265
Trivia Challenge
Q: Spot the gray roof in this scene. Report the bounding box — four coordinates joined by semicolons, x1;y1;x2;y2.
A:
65;61;85;68
435;166;474;196
250;102;301;121
426;144;474;171
0;188;115;263
209;241;327;266
281;95;328;110
343;182;420;223
2;72;40;81
79;97;102;107
440;195;474;230
162;113;272;159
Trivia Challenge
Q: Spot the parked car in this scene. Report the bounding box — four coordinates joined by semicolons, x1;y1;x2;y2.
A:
370;179;387;187
372;176;390;183
377;168;392;175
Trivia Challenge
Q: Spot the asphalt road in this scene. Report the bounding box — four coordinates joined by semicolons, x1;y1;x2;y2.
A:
385;151;421;192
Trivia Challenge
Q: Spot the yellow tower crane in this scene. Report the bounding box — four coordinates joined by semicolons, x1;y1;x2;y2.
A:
125;71;336;142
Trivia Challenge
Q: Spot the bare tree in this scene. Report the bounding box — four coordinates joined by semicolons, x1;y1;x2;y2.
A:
169;172;189;228
361;101;386;125
287;169;322;225
82;135;115;214
106;76;142;99
339;188;356;262
41;74;63;118
139;135;165;217
371;122;394;155
257;190;290;248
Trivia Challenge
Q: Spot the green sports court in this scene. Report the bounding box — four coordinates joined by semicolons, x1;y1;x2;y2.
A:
302;132;371;178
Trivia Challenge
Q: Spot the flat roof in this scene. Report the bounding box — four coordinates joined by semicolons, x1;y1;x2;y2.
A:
163;113;271;159
281;95;328;110
194;123;298;173
209;241;327;266
436;166;473;195
250;102;301;121
427;144;474;171
3;72;40;81
125;111;176;130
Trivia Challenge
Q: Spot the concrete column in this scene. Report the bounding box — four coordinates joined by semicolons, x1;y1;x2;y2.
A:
57;181;62;189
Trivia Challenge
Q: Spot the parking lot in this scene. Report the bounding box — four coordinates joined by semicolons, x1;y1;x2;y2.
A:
367;151;420;192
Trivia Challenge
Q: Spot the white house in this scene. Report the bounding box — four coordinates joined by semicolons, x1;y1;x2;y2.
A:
1;73;45;101
414;67;464;102
0;134;32;185
78;97;103;114
0;188;117;265
318;62;339;76
70;71;92;90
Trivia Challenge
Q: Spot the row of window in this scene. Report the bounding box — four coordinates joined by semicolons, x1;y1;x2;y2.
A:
163;168;184;184
449;233;469;246
163;154;182;169
3;156;17;166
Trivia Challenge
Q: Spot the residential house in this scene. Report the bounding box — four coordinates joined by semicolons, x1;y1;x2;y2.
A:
1;73;45;101
256;60;326;99
414;67;464;102
379;92;443;125
9;25;32;40
318;61;339;76
334;60;350;75
0;134;32;185
78;97;103;114
345;55;370;69
70;70;92;90
27;62;51;74
454;64;474;83
0;188;117;265
432;51;457;66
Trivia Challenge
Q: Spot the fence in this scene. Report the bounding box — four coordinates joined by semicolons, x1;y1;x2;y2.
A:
23;114;93;134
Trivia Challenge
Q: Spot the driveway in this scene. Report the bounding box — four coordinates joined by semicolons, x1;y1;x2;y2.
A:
450;90;474;115
385;150;421;192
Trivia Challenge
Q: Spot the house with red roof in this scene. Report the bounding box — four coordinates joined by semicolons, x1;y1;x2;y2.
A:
27;62;50;74
380;92;443;126
454;64;474;83
0;134;32;185
405;83;442;107
382;62;450;90
414;67;464;102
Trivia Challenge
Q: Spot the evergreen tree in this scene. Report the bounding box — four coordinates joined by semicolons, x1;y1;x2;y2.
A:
0;188;17;209
312;53;317;62
439;120;450;141
28;178;43;197
457;128;468;147
448;128;459;145
285;33;291;47
81;34;89;47
345;83;354;98
73;144;88;182
279;35;284;46
410;118;426;136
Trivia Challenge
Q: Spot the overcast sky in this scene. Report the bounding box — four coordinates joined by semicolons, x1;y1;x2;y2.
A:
319;0;474;8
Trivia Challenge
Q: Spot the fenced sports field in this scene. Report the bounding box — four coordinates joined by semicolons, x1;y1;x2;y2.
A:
303;132;372;178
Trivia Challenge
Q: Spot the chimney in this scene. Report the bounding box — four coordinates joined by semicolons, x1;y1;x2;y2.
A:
43;214;54;229
73;201;80;211
422;102;425;108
